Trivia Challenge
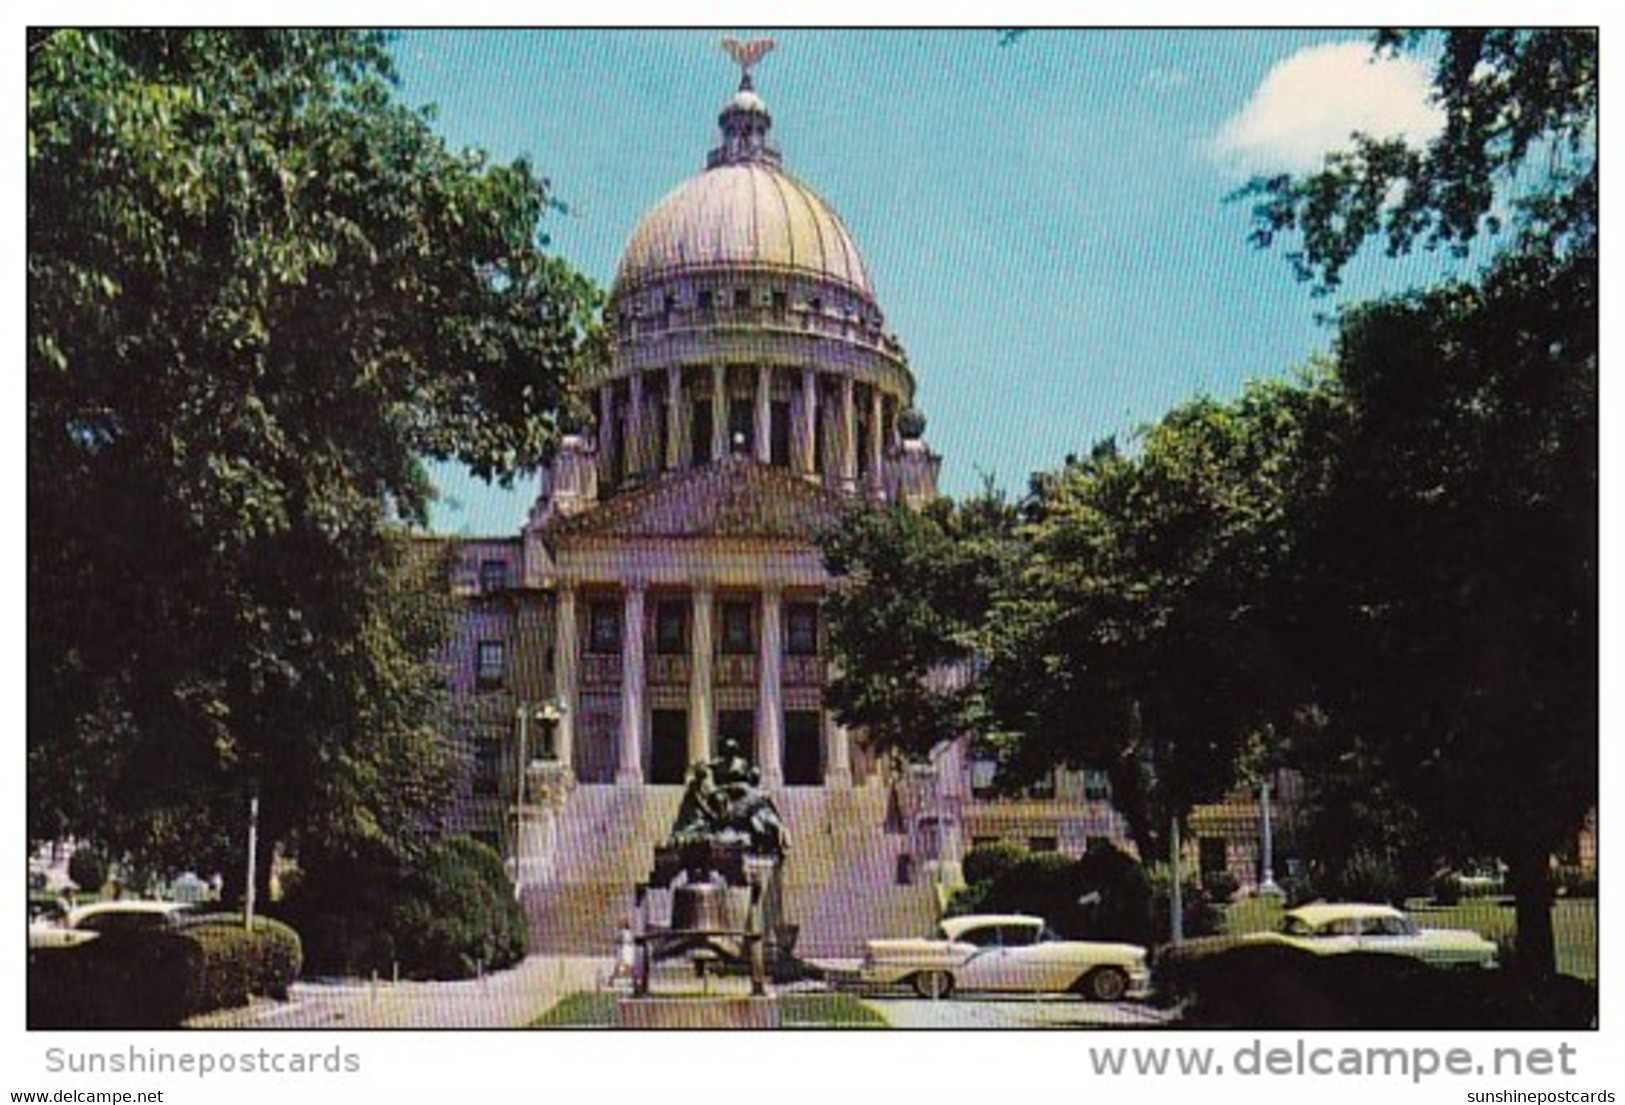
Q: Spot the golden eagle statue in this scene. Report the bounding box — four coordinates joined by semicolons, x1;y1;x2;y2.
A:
721;37;776;81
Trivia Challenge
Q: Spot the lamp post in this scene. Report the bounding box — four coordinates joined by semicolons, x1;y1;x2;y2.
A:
514;700;565;895
1258;779;1284;898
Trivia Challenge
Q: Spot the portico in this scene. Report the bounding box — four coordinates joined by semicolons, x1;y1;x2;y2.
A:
542;458;860;789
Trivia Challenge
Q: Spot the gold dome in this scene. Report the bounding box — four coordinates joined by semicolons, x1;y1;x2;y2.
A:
612;161;874;299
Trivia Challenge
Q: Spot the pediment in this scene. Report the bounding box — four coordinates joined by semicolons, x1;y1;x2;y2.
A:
548;457;850;544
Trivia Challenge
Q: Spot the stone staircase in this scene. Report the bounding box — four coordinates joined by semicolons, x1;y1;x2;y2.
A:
776;786;939;958
521;786;684;956
520;782;938;960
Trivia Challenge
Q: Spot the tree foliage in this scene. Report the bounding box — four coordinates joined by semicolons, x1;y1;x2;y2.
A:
1237;29;1596;291
28;30;599;883
1241;29;1597;977
820;490;1021;761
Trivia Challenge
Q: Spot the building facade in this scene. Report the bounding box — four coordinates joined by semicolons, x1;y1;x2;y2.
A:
438;64;1170;917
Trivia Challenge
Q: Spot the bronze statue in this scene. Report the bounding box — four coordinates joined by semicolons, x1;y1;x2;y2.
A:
667;740;788;857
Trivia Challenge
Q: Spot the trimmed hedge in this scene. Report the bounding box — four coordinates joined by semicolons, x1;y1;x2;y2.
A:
1156;941;1596;1029
28;916;303;1028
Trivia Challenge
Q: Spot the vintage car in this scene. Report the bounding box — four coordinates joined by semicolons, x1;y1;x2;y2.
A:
1254;903;1498;969
860;913;1151;1001
30;900;200;950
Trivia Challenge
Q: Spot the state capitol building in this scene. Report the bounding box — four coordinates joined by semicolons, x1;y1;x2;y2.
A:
433;58;1207;954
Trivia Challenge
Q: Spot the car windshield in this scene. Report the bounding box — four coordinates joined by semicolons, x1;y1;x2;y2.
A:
1279;915;1317;937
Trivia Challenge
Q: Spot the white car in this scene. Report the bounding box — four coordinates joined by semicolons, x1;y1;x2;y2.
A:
30;900;199;950
1256;903;1498;969
860;913;1151;1001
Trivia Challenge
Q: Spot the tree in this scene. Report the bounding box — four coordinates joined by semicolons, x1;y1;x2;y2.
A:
986;384;1343;858
1288;264;1596;975
28;31;599;891
1238;29;1596;292
1240;29;1597;977
819;489;1021;763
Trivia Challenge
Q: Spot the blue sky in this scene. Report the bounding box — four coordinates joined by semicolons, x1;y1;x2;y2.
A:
391;29;1460;535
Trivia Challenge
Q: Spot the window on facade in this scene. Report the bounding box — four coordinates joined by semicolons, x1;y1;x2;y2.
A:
475;641;505;690
771;290;788;313
721;601;753;655
478;558;509;594
473;737;501;796
733;288;752;309
970;759;998;798
655;601;687;655
692;399;714;464
770;401;791;466
727;398;752;455
589;601;622;654
1199;837;1228;876
1082;768;1111;802
786;603;819;655
697;289;714;311
1027;836;1058;854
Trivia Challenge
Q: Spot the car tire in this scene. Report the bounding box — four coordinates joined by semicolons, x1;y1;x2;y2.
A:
1079;966;1129;1003
912;970;955;1000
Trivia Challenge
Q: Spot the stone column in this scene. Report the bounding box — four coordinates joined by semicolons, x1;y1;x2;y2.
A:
599;385;618;487
757;588;784;787
711;364;729;460
554;584;578;773
688;586;715;767
617;583;646;784
663;364;682;471
824;711;852;788
754;365;772;463
796;367;818;478
839;374;858;494
868;385;886;500
627;371;647;480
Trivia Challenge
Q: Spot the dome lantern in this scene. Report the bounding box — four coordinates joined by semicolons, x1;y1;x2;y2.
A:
709;38;781;168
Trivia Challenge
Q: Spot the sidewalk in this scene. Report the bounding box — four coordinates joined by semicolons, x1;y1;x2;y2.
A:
187;955;606;1029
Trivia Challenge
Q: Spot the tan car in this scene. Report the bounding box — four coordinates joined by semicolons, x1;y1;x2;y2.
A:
861;913;1151;1001
1255;903;1499;969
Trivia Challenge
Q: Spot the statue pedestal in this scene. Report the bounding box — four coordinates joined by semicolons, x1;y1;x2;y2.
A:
616;995;781;1029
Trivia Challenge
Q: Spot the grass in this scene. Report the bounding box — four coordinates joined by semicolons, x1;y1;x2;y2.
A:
529;990;888;1028
1221;895;1596;981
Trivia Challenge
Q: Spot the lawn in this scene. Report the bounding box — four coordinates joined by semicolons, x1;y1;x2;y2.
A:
1222;896;1596;981
530;990;888;1028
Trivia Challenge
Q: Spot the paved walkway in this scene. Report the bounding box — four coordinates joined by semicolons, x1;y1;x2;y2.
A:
187;955;606;1029
868;995;1177;1029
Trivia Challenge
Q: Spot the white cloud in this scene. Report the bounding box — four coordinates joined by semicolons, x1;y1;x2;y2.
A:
1212;41;1443;176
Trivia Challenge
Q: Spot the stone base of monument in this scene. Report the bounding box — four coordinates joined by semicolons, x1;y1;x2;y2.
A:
616;994;782;1029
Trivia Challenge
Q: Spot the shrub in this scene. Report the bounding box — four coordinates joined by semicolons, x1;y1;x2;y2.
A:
1431;868;1463;906
1328;849;1406;904
1202;869;1240;905
28;917;300;1028
981;852;1089;934
961;840;1029;888
388;837;528;980
1164;944;1596;1029
67;845;108;895
944;880;991;918
1074;842;1153;945
1146;863;1223;944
